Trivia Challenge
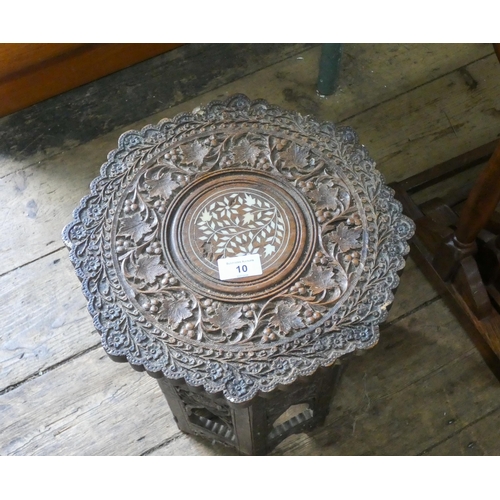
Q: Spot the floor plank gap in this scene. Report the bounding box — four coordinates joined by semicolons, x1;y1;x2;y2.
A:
0;343;101;396
338;50;496;125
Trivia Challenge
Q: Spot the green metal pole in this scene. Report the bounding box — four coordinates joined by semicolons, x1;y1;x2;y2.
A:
317;43;343;96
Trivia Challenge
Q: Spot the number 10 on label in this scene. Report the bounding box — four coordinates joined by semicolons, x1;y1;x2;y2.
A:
217;254;263;280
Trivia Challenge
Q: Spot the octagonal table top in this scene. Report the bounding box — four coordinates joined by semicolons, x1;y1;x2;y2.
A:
63;94;414;403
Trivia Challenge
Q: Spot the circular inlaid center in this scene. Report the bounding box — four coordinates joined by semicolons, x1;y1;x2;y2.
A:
163;169;317;302
192;188;290;271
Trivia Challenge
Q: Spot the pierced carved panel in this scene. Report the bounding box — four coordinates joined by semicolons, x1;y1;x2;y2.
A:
63;94;414;403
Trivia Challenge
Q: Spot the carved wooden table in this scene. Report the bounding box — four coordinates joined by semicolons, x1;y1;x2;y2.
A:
63;95;414;455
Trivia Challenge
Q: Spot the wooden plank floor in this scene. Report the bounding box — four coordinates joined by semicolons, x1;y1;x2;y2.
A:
1;43;500;456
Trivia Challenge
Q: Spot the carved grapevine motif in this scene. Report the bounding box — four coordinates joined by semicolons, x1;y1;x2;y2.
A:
63;95;414;403
269;302;305;334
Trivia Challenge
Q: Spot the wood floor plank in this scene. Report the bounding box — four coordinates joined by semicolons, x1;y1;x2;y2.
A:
0;349;177;456
1;48;497;275
151;298;500;455
0;43;315;177
0;143;102;276
270;348;499;455
0;43;489;180
0;248;96;390
268;300;500;455
276;43;493;122
0;249;437;392
353;54;500;184
423;406;500;455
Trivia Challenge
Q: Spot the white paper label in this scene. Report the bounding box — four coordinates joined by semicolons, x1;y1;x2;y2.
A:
217;254;263;280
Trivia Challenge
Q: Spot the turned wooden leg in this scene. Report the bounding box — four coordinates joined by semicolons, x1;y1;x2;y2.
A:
433;140;500;285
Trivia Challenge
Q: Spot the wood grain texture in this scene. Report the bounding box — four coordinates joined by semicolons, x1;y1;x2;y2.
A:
0;348;177;456
270;349;499;455
0;43;182;117
0;248;95;390
151;300;500;455
0;44;315;177
349;54;500;184
424;406;500;455
0;44;84;80
0;147;101;276
2;43;500;455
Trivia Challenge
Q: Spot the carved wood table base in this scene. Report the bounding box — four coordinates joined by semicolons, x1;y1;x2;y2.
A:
63;95;413;455
157;363;344;455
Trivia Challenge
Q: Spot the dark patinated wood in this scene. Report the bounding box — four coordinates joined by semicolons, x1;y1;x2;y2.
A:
454;141;500;246
392;139;500;378
389;43;500;376
0;43;183;117
158;363;344;455
63;95;413;454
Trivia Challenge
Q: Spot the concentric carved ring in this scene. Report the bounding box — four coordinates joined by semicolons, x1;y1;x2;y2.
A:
164;169;317;302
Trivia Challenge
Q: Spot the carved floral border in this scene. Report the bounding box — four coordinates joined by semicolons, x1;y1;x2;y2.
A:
62;94;414;403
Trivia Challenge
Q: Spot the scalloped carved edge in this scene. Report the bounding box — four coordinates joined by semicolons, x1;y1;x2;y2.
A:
62;94;414;403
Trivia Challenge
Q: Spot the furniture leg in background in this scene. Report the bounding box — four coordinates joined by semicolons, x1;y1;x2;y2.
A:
317;43;343;96
390;43;500;380
392;139;500;379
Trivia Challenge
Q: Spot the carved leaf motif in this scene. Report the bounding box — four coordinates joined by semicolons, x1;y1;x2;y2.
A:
63;95;416;401
148;172;179;199
309;184;340;210
327;222;363;252
181;141;210;167
302;264;338;294
119;213;150;242
269;302;305;334
133;254;167;283
233;138;260;165
280;144;309;169
159;298;192;327
210;305;245;336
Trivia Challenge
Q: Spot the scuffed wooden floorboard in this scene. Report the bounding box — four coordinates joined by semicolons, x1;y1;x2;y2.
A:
152;300;500;455
0;349;177;456
1;49;498;276
423;406;500;455
0;248;95;389
1;43;500;456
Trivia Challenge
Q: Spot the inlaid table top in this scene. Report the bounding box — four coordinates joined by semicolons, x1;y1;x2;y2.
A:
63;95;414;403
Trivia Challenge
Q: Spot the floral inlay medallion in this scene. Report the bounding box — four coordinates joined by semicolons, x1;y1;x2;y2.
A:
194;189;286;267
